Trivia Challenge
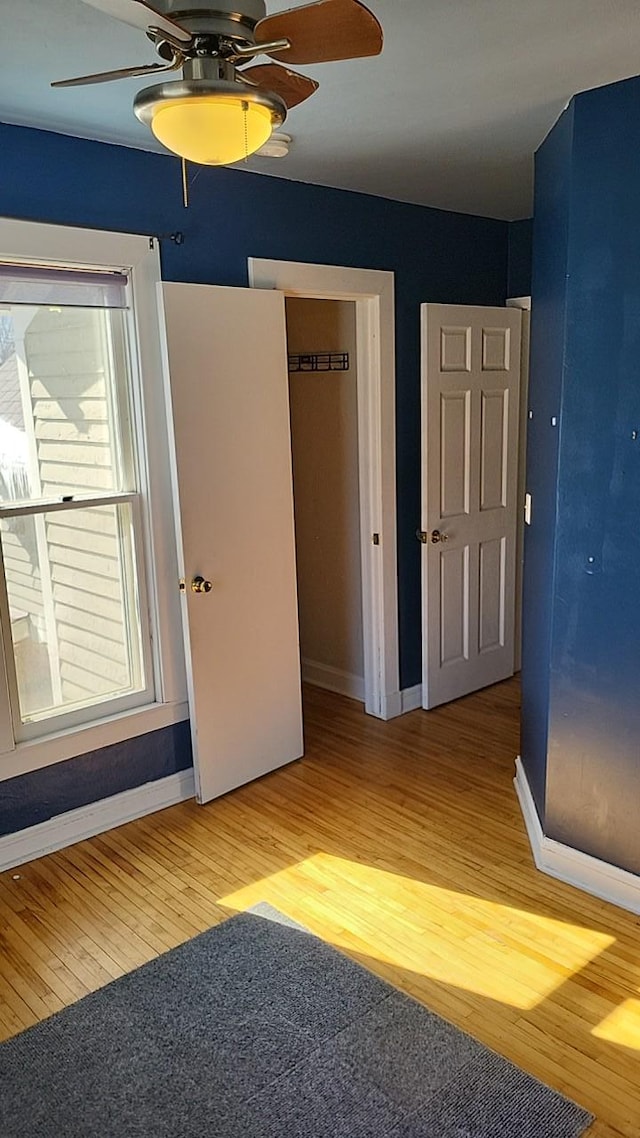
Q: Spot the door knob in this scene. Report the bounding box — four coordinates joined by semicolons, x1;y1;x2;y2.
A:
191;575;213;594
430;530;449;544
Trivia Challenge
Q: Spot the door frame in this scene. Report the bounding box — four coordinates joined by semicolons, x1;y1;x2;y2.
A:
506;296;531;673
248;258;400;720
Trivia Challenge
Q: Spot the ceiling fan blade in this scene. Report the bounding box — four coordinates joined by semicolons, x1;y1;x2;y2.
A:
52;60;179;88
241;62;318;109
82;0;192;43
254;0;383;65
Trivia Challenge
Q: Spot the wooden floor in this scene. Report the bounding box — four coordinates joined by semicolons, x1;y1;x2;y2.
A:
1;679;639;1137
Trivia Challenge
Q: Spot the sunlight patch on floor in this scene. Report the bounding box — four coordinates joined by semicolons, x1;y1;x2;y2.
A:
592;997;640;1051
219;852;614;1011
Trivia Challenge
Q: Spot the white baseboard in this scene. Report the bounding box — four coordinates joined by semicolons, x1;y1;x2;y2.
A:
0;768;196;874
514;757;640;916
364;685;423;720
301;663;421;720
401;685;423;713
380;690;402;719
381;686;423;718
301;659;365;703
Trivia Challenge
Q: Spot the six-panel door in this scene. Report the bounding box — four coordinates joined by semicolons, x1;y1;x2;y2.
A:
421;305;522;709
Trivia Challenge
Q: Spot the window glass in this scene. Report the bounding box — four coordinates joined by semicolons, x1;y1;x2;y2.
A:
1;502;145;724
0;257;153;738
0;305;133;504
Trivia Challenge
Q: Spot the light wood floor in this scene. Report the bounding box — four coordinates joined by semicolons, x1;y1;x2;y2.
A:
1;679;639;1137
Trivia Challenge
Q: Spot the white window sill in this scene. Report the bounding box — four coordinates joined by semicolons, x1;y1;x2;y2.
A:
0;700;190;782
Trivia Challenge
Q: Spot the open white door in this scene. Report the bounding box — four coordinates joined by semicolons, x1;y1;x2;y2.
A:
161;283;303;803
421;304;522;710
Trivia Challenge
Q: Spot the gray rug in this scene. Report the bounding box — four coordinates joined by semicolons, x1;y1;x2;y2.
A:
0;903;593;1137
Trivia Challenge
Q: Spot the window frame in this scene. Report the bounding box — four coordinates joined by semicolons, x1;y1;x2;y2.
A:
0;494;156;741
0;218;187;777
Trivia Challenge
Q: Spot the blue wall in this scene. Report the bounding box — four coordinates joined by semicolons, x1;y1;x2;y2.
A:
0;121;509;832
0;724;192;837
507;218;533;298
524;76;640;875
520;106;574;822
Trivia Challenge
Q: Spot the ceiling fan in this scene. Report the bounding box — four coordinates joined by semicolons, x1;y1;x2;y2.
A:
52;0;383;167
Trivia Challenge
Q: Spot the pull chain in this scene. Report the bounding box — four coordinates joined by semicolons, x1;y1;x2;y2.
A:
243;100;249;163
181;158;189;209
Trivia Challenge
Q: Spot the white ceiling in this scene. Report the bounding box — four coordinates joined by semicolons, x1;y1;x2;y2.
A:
3;0;640;219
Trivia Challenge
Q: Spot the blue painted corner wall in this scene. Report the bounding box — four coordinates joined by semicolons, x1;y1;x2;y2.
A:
524;76;640;876
0;121;511;834
507;219;533;298
520;106;574;822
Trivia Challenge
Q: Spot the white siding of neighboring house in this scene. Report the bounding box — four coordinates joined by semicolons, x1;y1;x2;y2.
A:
0;353;43;649
0;308;136;717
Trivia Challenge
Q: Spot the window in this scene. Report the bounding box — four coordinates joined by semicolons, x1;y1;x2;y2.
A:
0;221;186;763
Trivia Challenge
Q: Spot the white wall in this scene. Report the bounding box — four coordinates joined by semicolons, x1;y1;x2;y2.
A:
285;297;364;693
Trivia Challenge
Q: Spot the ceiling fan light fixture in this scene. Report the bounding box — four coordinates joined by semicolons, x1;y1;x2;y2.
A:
151;97;273;165
134;79;287;166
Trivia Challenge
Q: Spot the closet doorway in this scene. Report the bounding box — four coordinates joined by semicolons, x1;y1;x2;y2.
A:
249;257;399;721
285;298;364;703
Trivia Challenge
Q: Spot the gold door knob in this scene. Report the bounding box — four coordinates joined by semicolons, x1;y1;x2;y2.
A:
431;530;449;544
191;575;213;594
